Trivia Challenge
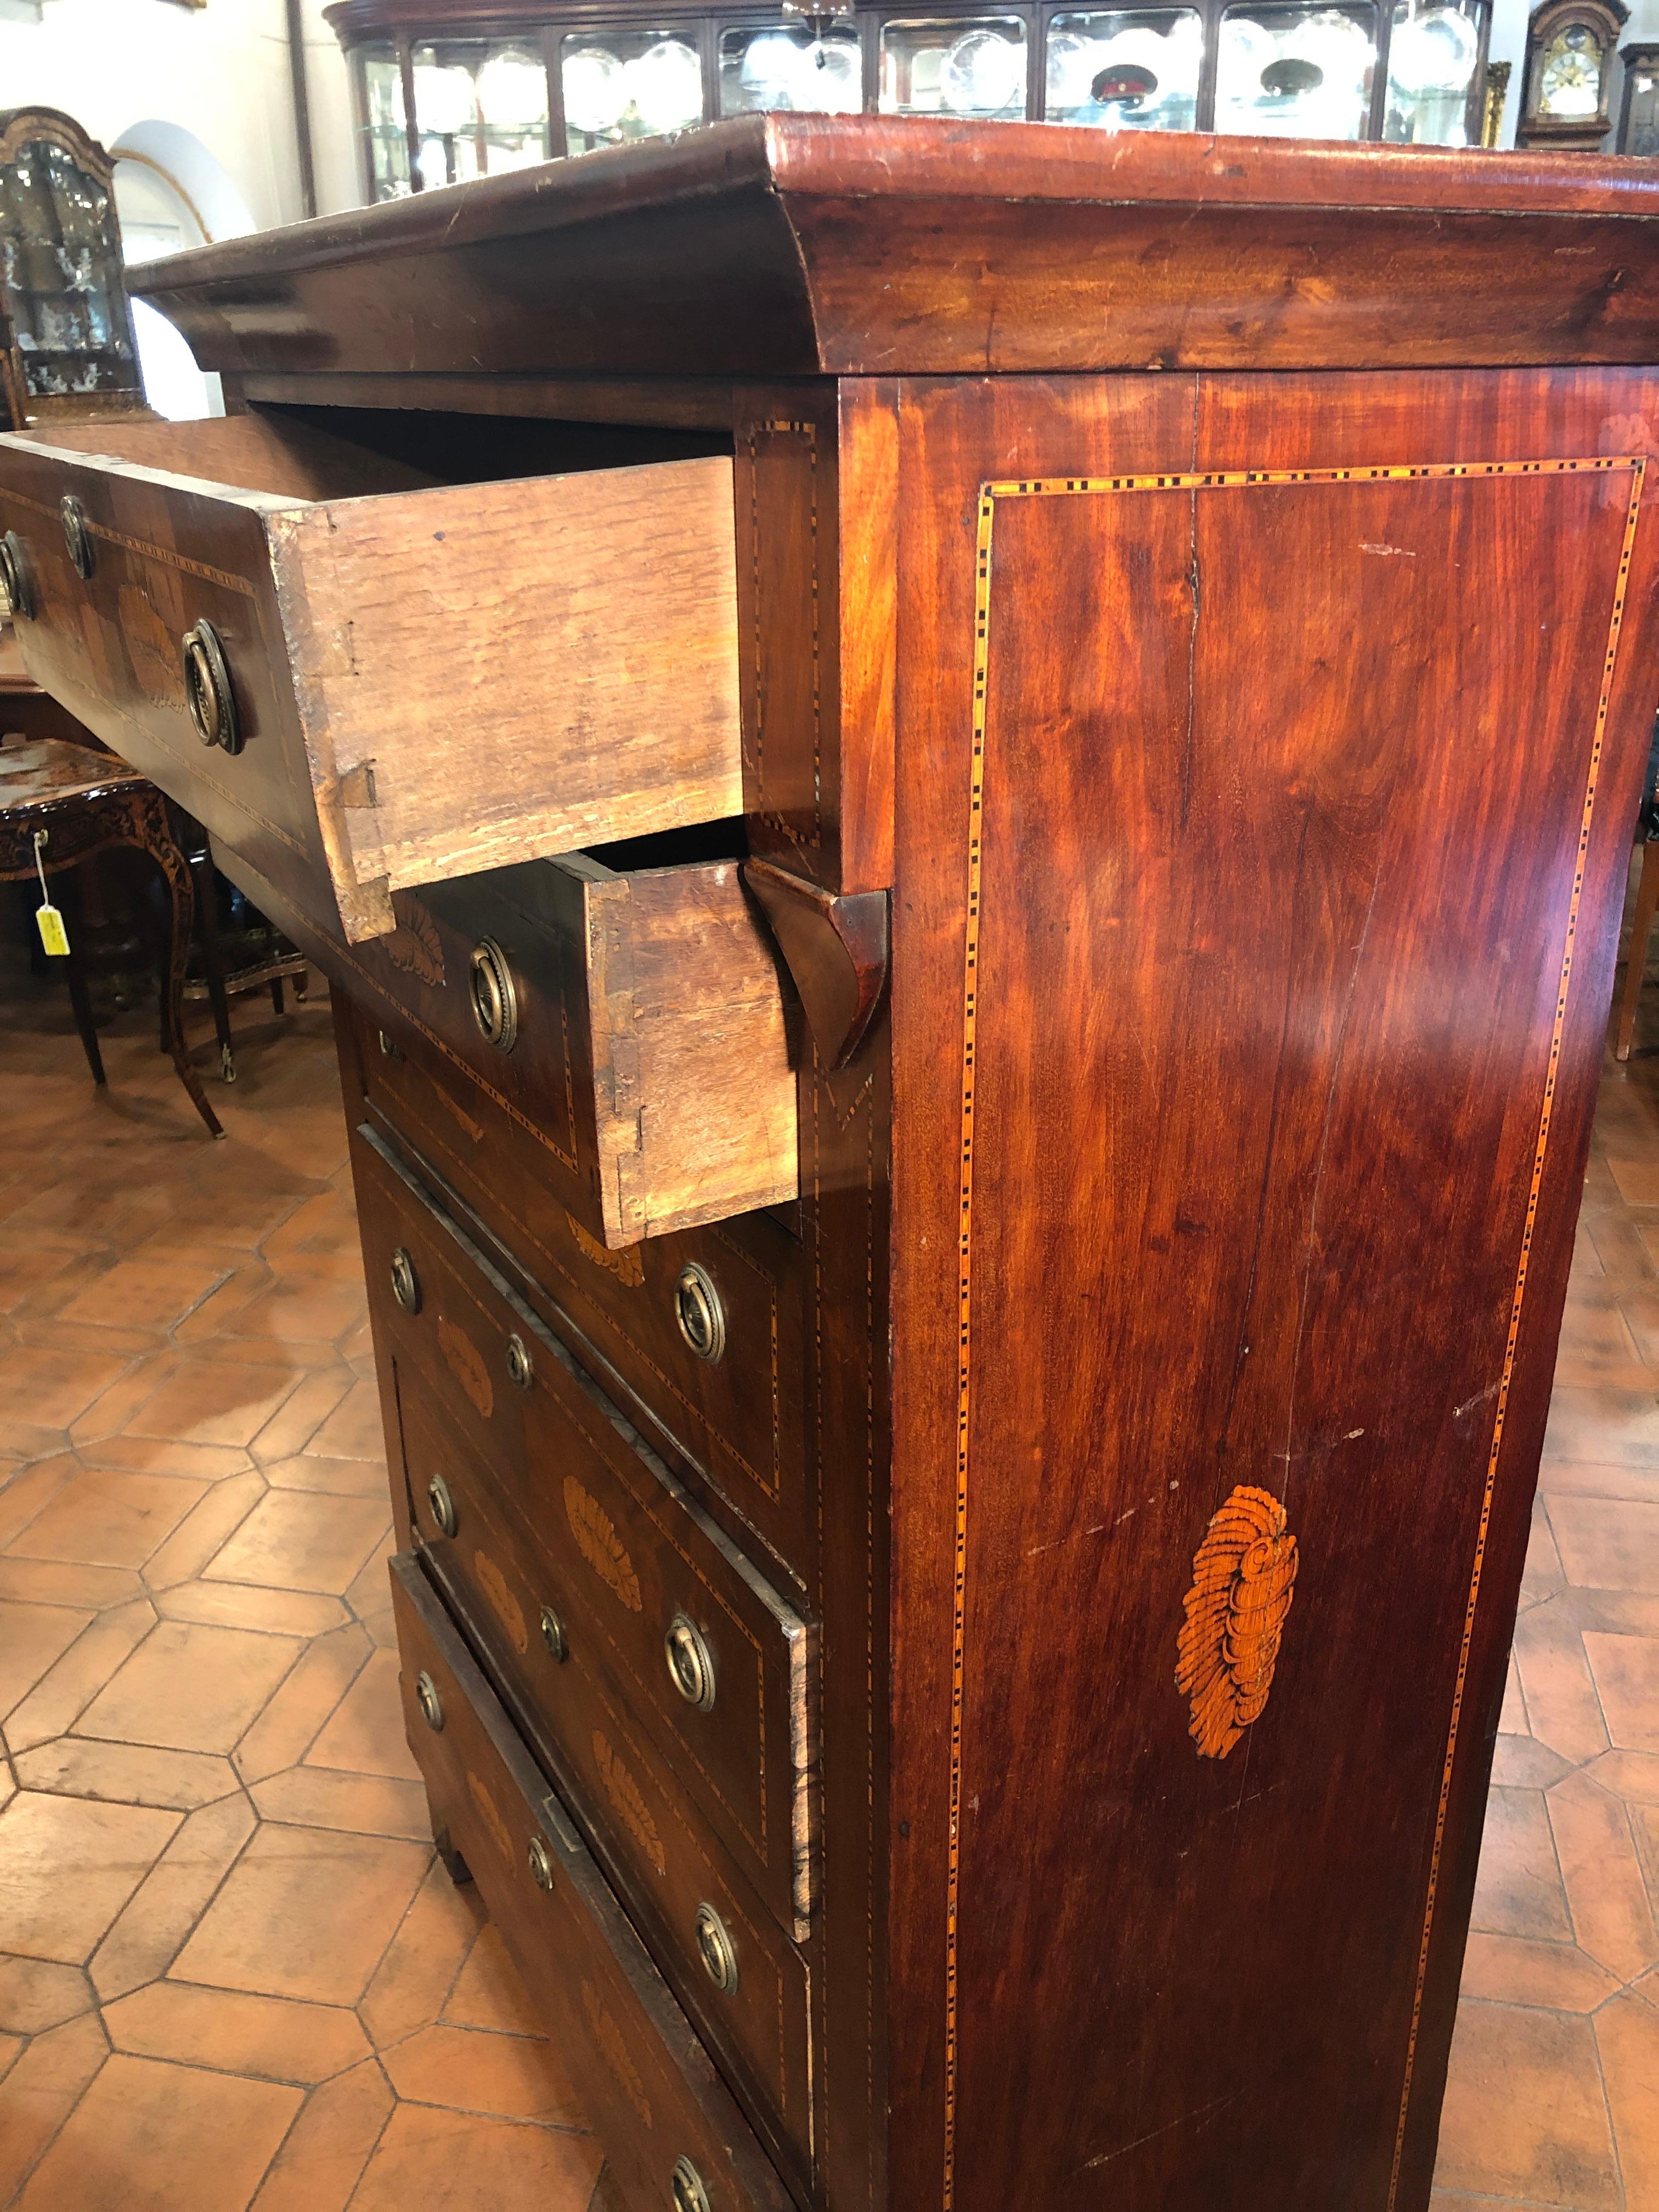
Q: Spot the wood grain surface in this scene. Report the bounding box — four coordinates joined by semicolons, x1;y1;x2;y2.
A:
887;366;1659;2212
131;117;1659;382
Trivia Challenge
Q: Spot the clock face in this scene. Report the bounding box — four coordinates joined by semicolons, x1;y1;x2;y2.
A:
1538;21;1602;118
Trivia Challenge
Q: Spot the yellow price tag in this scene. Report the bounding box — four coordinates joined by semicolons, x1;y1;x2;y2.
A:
35;902;69;957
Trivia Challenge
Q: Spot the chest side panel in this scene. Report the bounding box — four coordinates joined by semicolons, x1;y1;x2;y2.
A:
887;369;1659;2212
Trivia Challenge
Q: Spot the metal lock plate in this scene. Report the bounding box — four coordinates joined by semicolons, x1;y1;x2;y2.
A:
693;1903;738;1995
426;1472;457;1539
0;532;32;620
664;1613;716;1712
673;1264;726;1364
59;495;92;580
181;619;241;754
670;2157;713;2212
415;1670;444;1731
390;1248;420;1313
469;938;518;1052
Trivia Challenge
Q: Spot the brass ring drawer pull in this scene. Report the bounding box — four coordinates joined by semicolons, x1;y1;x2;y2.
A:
415;1671;444;1731
426;1472;457;1539
0;532;32;621
673;1264;726;1364
693;1903;738;1995
505;1333;533;1391
60;495;92;581
390;1248;420;1313
664;1613;716;1712
469;938;518;1052
182;620;241;755
539;1605;568;1663
670;2157;713;2212
527;1835;555;1892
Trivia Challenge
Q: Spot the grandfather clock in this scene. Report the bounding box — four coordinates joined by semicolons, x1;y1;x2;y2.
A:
1516;0;1627;149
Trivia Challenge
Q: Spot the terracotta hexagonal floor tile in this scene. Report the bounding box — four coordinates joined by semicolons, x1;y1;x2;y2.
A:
13;2051;302;2211
1435;2000;1621;2209
203;1491;390;1597
348;2101;602;2211
55;1257;230;1335
121;1358;306;1452
75;1618;306;1756
0;1791;180;1963
170;1823;430;2005
5;1464;211;1570
304;1647;421;1781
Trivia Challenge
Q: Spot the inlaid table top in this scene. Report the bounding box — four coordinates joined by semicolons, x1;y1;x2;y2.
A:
0;736;143;811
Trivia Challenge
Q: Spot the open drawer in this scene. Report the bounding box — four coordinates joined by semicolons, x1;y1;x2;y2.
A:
0;411;741;945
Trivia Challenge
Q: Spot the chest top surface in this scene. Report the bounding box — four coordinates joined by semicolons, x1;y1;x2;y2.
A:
129;114;1659;381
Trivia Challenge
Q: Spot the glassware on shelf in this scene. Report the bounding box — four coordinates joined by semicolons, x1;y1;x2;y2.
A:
718;20;864;114
879;16;1028;115
409;40;551;188
560;29;706;152
1383;0;1482;142
358;45;411;201
1215;3;1378;138
1045;9;1203;128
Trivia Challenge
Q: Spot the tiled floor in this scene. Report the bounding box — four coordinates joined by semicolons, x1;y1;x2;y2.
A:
0;962;608;2209
8;933;1659;2210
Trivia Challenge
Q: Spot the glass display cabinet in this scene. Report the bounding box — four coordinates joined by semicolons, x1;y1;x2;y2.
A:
325;0;1497;192
1618;37;1659;151
0;106;146;431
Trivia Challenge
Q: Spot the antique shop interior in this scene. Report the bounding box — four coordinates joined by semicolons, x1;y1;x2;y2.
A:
10;1;1659;2209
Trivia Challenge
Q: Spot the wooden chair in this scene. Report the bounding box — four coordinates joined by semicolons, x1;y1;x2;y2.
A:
1613;717;1659;1059
0;740;221;1136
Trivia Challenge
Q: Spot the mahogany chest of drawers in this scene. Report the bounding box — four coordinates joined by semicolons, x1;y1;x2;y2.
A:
8;115;1659;2210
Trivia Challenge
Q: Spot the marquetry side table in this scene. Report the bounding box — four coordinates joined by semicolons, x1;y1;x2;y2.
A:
0;739;221;1137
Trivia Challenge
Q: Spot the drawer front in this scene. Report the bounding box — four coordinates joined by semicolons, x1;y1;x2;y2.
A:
353;1122;815;1929
390;1554;795;2212
396;1364;812;2171
0;420;742;949
341;992;811;1576
0;442;341;943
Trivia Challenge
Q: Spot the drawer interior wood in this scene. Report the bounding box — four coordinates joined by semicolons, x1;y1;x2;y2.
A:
290;824;799;1249
389;1552;795;2212
0;409;741;946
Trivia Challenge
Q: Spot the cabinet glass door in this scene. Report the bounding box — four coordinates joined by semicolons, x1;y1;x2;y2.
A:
561;27;706;150
878;16;1029;113
1045;7;1203;126
718;19;863;110
1383;0;1484;142
1215;2;1379;136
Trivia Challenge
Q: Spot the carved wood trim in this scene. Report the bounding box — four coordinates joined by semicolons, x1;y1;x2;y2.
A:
744;856;888;1070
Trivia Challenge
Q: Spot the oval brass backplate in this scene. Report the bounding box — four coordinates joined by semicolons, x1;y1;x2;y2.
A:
426;1471;457;1539
390;1248;420;1314
539;1605;568;1663
693;1903;739;1995
527;1835;555;1892
468;938;518;1052
59;495;92;581
415;1671;443;1731
664;1613;716;1713
670;2156;713;2212
0;532;32;621
505;1333;533;1391
673;1264;726;1365
181;619;241;755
